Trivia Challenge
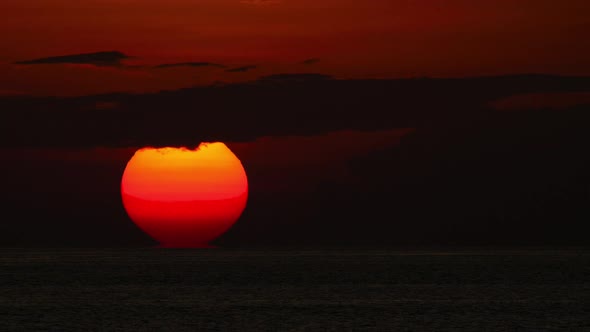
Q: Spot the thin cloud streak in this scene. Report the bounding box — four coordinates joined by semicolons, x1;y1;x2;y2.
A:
226;65;258;73
14;51;131;67
154;62;226;69
300;58;320;65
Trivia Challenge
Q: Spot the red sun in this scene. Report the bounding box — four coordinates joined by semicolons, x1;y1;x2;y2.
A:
121;143;248;247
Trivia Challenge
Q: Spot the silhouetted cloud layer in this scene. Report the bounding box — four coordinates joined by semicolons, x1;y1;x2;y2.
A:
14;51;130;67
489;92;590;111
154;62;226;69
259;73;332;81
300;58;320;65
226;65;257;73
0;74;589;148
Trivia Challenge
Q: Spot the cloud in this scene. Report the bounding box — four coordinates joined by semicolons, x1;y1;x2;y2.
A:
94;101;120;111
154;62;226;69
300;58;320;65
226;65;257;73
489;92;590;111
1;74;589;148
240;0;281;6
228;129;412;192
13;51;131;67
258;73;332;81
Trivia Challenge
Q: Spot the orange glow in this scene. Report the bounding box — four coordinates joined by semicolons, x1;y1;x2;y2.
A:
121;143;248;247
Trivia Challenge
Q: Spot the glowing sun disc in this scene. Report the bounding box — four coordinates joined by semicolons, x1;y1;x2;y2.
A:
121;142;248;247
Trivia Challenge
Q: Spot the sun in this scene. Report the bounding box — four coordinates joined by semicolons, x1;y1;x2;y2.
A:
121;142;248;248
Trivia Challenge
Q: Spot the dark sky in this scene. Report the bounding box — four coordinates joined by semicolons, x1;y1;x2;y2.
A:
0;1;589;247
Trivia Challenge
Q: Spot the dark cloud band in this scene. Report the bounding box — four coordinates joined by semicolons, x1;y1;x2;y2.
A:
0;74;588;148
14;51;130;67
154;62;226;69
226;65;258;73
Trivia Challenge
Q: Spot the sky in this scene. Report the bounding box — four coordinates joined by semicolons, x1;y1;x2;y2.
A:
1;1;589;247
1;0;589;95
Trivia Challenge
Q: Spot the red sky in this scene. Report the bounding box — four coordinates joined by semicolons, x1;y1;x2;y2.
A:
1;0;589;96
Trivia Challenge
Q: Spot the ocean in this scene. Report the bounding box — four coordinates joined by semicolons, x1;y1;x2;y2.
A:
1;248;589;331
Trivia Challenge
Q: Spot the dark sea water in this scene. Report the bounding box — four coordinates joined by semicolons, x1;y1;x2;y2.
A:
1;248;589;331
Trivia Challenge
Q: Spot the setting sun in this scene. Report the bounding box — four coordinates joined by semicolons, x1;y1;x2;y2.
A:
121;143;248;247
